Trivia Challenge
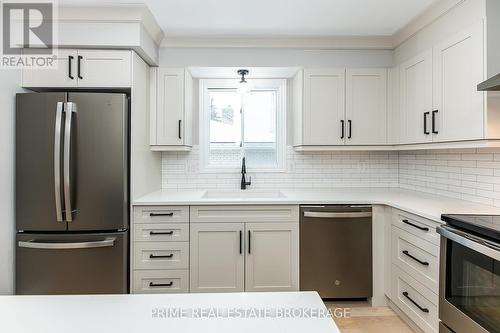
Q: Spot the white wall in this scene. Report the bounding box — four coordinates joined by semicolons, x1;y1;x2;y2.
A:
0;70;22;295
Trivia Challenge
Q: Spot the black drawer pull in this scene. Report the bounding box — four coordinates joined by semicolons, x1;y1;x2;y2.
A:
402;291;429;313
149;212;174;217
68;55;74;79
239;230;242;254
77;55;83;79
340;120;345;139
149;281;173;287
402;250;429;266
149;254;173;259
150;231;174;235
402;219;429;232
432;110;438;134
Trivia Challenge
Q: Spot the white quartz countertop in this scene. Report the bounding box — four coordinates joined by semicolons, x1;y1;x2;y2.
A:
133;188;500;223
0;291;338;333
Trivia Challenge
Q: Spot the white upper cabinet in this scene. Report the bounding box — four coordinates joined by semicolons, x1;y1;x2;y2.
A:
432;21;485;142
22;49;132;88
150;68;193;151
399;50;433;144
301;68;346;146
295;68;388;149
245;222;299;292
22;49;78;88
346;68;388;145
76;50;132;88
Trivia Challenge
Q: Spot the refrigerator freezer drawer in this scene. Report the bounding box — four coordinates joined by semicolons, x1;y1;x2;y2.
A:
16;232;128;295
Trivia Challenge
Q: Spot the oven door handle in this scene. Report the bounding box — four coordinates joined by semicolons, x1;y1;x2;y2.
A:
437;225;500;261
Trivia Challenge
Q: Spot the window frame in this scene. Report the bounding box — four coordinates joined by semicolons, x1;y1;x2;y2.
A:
199;78;286;173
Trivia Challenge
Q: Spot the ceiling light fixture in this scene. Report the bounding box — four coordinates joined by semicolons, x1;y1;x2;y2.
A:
237;69;249;95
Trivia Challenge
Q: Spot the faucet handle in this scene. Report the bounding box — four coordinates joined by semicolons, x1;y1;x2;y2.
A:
247;176;252;185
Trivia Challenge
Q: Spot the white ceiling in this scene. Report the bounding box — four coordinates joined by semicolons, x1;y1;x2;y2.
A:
58;0;437;37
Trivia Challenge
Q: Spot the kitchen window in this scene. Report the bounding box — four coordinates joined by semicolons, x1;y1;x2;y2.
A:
199;78;286;172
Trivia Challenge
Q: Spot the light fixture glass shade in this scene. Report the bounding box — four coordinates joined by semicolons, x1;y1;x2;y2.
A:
238;80;249;95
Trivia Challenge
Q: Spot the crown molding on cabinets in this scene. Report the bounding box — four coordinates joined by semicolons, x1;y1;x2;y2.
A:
161;35;394;50
56;5;164;66
393;0;465;48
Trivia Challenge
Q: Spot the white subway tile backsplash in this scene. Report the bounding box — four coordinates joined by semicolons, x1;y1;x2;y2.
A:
161;146;500;207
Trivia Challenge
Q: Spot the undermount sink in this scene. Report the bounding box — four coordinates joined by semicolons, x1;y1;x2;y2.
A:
201;190;286;199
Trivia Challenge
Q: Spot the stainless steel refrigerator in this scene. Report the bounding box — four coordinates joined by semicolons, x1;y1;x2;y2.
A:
16;92;129;295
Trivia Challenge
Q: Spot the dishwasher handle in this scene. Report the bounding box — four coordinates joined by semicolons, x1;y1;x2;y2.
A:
303;211;372;218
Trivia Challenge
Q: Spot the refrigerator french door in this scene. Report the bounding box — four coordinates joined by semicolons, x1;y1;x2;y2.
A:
16;92;129;294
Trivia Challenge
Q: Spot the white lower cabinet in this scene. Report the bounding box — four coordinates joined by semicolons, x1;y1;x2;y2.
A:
133;270;189;294
245;223;299;292
189;205;300;293
190;223;245;293
387;208;441;333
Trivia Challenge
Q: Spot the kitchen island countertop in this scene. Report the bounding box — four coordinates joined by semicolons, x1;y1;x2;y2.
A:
0;291;338;333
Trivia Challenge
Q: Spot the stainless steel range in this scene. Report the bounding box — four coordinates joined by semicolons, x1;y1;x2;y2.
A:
437;214;500;333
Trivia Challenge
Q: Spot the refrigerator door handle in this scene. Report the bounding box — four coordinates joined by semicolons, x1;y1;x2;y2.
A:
54;102;64;222
63;102;77;222
18;238;116;250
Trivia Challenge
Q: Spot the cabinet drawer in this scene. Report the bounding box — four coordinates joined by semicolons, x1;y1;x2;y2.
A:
391;264;438;333
391;225;439;292
132;270;188;294
133;206;189;224
134;223;189;242
392;209;440;245
190;205;299;223
134;242;188;270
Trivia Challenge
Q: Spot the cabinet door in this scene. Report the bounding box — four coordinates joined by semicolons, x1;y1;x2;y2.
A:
76;50;131;88
155;68;185;146
303;69;345;145
346;68;387;145
190;223;244;293
22;49;78;88
432;21;484;142
400;50;433;144
245;222;299;292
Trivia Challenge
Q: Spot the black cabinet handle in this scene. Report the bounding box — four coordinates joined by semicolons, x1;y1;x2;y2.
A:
149;254;173;259
149;212;174;217
347;120;352;139
402;219;429;232
68;56;74;79
77;55;83;79
402;250;429;266
340;120;345;139
150;231;174;235
178;120;182;139
149;281;173;287
432;110;438;134
402;291;429;313
248;230;251;254
424;112;430;134
239;230;242;254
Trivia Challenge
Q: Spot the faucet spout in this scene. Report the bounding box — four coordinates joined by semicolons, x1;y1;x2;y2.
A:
241;157;251;190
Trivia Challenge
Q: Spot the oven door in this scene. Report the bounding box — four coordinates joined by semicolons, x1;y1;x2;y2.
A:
438;226;500;333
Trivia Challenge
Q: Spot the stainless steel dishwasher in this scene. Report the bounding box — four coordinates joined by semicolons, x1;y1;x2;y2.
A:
300;205;373;299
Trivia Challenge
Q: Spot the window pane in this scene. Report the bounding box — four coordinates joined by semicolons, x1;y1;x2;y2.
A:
209;89;241;144
208;89;242;166
244;90;278;167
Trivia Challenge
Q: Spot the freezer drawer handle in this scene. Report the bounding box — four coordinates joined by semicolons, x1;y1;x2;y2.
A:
402;250;429;266
149;282;173;287
149;231;174;235
303;211;372;218
149;254;173;259
18;238;116;250
149;212;174;217
402;291;429;313
401;219;429;231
